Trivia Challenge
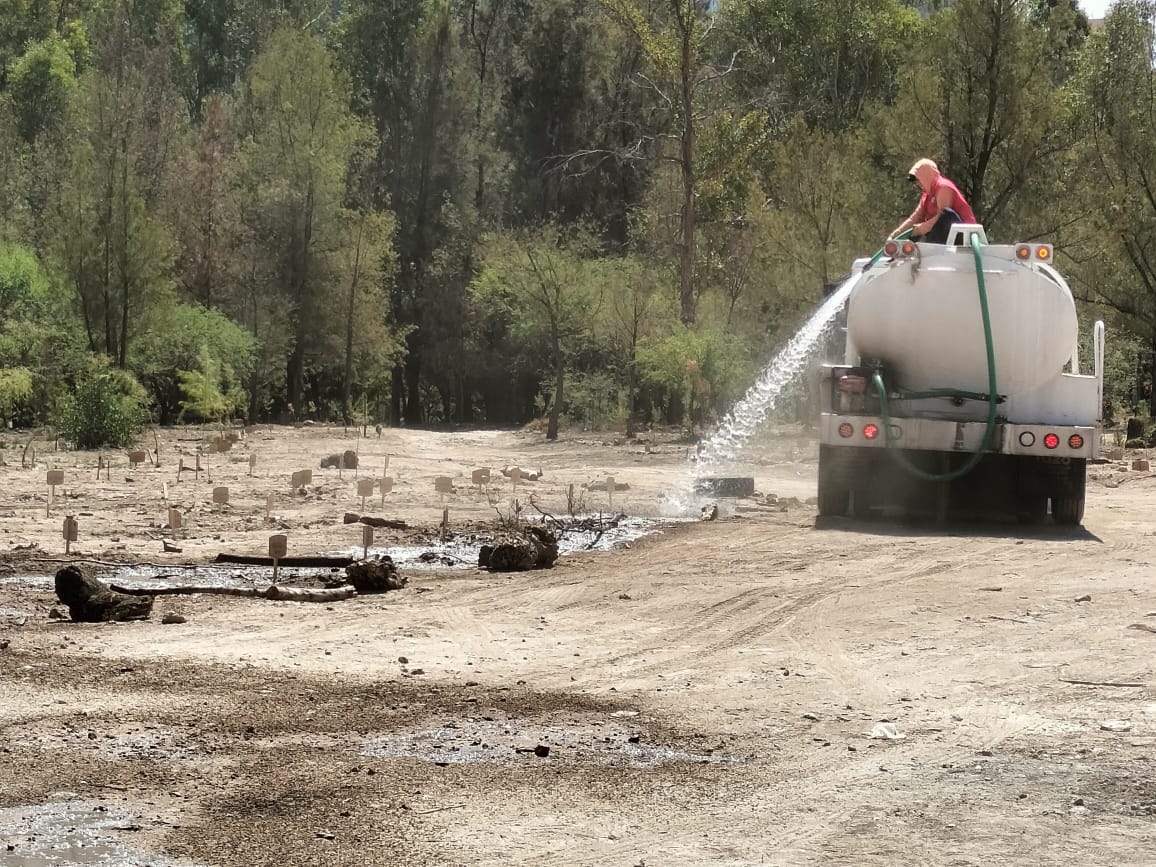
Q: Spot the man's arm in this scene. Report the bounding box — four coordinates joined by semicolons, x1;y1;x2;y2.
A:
911;187;954;237
890;202;925;239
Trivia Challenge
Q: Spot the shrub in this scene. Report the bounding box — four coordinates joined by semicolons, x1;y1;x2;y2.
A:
59;358;149;449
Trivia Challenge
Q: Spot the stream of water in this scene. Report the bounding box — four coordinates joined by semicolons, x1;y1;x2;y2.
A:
668;273;861;511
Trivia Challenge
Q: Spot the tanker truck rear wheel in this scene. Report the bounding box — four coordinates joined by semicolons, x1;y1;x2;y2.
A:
1051;459;1087;526
1052;495;1085;525
817;446;850;517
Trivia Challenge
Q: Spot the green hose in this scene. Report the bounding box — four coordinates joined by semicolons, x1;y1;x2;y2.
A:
870;232;998;482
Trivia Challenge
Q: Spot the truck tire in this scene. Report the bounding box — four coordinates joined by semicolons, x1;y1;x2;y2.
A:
1052;459;1086;526
817;446;850;517
1052;495;1084;525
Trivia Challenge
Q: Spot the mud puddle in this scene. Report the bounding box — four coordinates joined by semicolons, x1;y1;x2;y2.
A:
334;515;674;570
11;725;202;763
0;801;198;866
360;713;746;768
0;564;339;592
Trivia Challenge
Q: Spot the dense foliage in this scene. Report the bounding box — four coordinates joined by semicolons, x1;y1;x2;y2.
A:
0;0;1152;442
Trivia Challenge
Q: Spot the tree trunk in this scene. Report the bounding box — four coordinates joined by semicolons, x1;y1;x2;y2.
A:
678;19;697;326
547;341;563;441
55;565;154;622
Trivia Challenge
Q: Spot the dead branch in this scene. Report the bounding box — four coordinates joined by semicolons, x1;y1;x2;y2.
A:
342;513;408;530
109;583;357;602
214;553;354;568
1059;677;1145;688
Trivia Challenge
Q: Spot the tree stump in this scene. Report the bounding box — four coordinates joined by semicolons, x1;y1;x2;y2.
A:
320;450;359;469
479;527;558;572
54;566;154;622
343;557;406;593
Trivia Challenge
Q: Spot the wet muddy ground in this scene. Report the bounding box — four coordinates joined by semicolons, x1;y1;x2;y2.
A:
3;425;1156;865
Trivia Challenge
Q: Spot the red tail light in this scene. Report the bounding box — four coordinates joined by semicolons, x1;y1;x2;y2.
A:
883;240;899;257
1068;434;1084;449
1043;433;1060;449
838;423;854;438
863;423;879;440
900;241;916;256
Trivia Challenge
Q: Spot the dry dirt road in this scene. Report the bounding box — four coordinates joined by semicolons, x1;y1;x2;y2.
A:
1;425;1154;866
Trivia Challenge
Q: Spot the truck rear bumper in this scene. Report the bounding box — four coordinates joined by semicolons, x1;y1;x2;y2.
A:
819;413;1097;459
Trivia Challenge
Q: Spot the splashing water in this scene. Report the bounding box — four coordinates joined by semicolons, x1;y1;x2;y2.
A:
665;272;862;512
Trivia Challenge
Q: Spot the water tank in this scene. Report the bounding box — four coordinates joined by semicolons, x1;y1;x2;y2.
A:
847;251;1077;396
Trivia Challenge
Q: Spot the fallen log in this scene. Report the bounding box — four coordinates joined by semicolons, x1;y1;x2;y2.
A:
214;553;354;568
342;513;408;530
108;583;356;602
55;566;154;622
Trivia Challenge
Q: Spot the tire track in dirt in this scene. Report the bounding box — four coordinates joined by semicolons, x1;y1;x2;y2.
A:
591;536;1027;680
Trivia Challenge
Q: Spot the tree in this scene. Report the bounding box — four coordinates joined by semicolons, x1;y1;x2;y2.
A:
1067;0;1156;413
877;0;1076;234
49;67;177;368
334;207;400;422
601;0;727;325
235;27;370;412
714;0;920;133
474;226;602;439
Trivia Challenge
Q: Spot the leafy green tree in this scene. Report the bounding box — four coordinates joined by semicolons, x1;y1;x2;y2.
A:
474;226;603;439
334;0;473;423
7;32;80;143
0;241;81;424
715;0;920;132
601;0;728;325
1065;0;1156;413
131;301;254;422
60;355;149;448
235;26;371;411
877;0;1076;234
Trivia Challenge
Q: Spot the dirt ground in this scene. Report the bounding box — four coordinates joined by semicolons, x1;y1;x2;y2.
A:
1;424;1155;866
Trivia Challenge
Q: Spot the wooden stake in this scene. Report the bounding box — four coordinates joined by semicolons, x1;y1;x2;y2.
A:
361;523;374;559
62;515;78;555
441;506;449;541
606;475;616;510
46;470;63;517
268;534;287;583
266;493;275;518
249;453;257;477
357;478;374;513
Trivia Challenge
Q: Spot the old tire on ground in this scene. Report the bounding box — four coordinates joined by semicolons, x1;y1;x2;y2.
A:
694;477;755;498
1052;495;1085;525
817;446;850;517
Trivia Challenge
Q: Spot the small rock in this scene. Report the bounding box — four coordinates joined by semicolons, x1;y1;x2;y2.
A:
868;722;905;740
802;712;821;722
398;656;409;664
1074;797;1085;806
161;613;187;625
315;831;336;840
48;608;66;620
1074;594;1092;603
1100;720;1132;733
534;744;550;757
0;639;9;650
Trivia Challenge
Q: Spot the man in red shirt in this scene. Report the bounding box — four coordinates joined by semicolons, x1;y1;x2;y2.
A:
889;158;977;244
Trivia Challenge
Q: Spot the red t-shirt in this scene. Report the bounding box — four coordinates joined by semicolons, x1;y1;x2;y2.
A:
919;175;977;224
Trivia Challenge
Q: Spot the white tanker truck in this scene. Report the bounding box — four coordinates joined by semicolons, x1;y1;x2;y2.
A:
817;224;1105;525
